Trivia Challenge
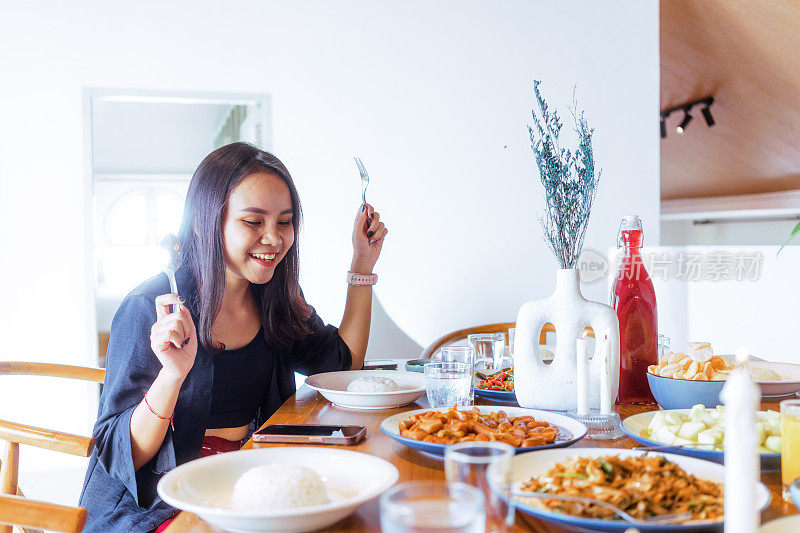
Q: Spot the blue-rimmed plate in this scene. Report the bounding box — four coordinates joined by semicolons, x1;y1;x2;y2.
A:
380;406;586;457
472;387;517;403
500;448;770;532
621;409;781;470
760;516;800;533
790;477;800;510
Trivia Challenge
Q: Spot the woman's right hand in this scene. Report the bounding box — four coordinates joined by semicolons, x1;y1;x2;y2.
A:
150;294;198;381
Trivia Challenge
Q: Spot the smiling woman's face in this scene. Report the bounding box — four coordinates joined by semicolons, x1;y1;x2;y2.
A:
221;170;295;288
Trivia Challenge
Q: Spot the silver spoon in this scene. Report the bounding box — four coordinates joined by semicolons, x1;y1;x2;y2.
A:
511;490;694;525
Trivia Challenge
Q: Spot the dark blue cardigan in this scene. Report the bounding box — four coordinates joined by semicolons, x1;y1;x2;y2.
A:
79;269;352;532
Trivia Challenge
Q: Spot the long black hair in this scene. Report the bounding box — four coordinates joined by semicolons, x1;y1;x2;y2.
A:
177;142;311;351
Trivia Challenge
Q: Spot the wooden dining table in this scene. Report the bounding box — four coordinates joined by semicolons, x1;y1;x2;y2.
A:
165;384;798;532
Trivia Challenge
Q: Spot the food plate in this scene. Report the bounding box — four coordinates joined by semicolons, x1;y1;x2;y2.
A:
157;447;399;533
759;516;800;533
750;361;800;397
473;368;515;402
380;406;587;457
646;373;725;410
648;361;800;409
621;410;781;469
404;358;431;373
305;370;425;410
472;387;517;403
500;448;770;532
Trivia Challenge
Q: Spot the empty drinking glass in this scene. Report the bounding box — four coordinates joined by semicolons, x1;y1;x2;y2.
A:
438;345;477;404
445;441;514;532
468;333;506;372
425;361;472;408
380;481;485;533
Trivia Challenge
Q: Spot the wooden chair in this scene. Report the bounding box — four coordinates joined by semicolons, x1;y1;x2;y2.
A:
420;322;594;359
0;362;105;533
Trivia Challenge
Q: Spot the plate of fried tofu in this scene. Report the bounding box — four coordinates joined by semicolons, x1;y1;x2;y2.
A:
380;406;587;457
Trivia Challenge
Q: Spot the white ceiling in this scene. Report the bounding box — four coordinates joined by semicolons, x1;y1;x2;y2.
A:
91;100;233;174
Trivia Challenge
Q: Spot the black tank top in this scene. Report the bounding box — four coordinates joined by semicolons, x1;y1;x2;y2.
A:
206;330;272;429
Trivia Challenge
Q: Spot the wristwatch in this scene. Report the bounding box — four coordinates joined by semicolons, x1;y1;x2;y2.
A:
346;272;378;286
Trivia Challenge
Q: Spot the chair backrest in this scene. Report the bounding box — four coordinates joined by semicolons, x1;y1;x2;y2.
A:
420;322;595;359
0;362;105;533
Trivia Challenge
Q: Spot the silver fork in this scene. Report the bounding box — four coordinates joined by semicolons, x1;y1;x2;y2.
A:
161;234;183;315
354;156;369;207
511;490;694;526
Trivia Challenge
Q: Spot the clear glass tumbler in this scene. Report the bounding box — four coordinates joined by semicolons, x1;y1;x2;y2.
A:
438;345;477;404
657;334;670;362
424;361;473;408
468;333;506;373
380;481;485;533
445;441;514;532
507;328;516;367
781;399;800;501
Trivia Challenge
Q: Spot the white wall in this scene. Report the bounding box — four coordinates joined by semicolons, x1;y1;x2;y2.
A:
92;101;232;173
0;0;659;499
651;246;800;364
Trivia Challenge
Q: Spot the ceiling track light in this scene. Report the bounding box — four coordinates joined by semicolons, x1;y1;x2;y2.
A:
701;105;715;127
660;96;714;138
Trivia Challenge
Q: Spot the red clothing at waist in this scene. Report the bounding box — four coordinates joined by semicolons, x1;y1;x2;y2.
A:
153;435;243;533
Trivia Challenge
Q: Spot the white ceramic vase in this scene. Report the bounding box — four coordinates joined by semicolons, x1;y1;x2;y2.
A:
514;268;620;411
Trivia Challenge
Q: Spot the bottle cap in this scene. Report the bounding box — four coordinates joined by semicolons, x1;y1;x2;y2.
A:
617;215;644;247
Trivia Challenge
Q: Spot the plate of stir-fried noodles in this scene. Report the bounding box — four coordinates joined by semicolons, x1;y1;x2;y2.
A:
496;448;770;532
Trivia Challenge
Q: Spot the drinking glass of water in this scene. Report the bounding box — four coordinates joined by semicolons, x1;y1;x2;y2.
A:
445;441;514;532
424;362;473;408
437;345;477;404
380;481;485;533
468;333;506;372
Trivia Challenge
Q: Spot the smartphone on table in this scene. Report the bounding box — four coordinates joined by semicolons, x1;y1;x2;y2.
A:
362;359;398;370
252;424;366;445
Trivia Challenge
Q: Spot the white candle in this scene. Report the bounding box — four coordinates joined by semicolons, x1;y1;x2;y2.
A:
576;338;588;416
599;336;613;415
720;346;760;533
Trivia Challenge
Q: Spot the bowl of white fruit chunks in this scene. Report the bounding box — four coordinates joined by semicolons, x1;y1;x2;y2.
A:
621;404;782;469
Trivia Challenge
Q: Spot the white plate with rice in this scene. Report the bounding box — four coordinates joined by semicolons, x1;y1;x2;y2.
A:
747;361;800;397
157;447;399;533
305;370;426;410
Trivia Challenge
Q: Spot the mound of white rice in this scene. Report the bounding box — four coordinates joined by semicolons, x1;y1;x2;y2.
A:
751;366;781;382
346;375;400;392
230;464;329;510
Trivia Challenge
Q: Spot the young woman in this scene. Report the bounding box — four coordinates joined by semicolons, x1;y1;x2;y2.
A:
79;143;387;532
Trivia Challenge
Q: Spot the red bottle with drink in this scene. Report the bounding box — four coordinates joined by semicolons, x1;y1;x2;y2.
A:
611;215;658;405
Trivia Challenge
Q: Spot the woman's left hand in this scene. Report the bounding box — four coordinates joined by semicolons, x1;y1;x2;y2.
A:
351;203;387;272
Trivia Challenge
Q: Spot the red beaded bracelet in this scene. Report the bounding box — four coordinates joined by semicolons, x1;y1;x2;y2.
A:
144;391;174;431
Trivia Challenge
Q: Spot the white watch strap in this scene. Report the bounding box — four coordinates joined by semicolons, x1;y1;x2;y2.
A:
347;272;378;286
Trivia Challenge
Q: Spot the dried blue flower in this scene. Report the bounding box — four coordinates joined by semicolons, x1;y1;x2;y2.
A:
529;80;601;269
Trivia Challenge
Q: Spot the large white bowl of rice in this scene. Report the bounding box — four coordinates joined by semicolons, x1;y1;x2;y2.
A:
157;447;398;532
304;370;425;410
